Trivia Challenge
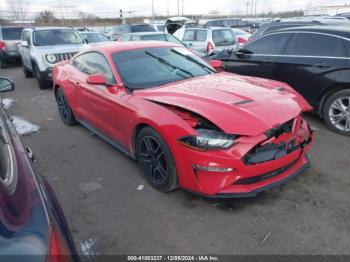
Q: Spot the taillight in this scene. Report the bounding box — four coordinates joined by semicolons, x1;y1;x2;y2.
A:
236;37;247;46
207;41;215;55
47;225;70;262
0;41;6;50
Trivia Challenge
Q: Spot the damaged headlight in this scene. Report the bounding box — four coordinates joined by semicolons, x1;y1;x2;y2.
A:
178;129;236;151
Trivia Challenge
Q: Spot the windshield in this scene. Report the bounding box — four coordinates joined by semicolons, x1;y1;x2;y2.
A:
131;25;156;33
141;34;167;41
212;29;235;46
1;27;23;40
82;32;109;43
33;29;85;46
112;47;213;90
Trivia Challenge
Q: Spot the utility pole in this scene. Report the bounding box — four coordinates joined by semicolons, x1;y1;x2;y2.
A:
182;0;184;16
250;0;254;16
177;0;180;16
152;0;155;22
246;1;250;16
254;0;258;16
167;0;169;16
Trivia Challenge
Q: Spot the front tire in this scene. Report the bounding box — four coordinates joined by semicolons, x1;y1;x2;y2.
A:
323;89;350;136
23;66;33;78
34;64;49;89
136;127;178;192
56;88;77;126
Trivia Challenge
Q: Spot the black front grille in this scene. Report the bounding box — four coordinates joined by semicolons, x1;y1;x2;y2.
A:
243;118;297;165
264;118;295;139
54;52;77;62
235;159;298;185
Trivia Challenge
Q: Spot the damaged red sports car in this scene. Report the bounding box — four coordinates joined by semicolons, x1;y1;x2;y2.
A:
52;41;313;198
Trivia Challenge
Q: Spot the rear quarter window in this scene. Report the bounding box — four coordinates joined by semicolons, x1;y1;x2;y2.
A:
288;33;346;57
1;27;23;40
196;30;207;41
183;30;195;41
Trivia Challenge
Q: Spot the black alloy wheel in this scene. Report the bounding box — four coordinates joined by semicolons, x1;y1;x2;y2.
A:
56;88;77;126
136;127;178;192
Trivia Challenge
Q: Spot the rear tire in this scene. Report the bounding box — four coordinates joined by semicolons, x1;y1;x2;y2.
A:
56;88;77;126
0;57;6;69
136;127;178;192
323;89;350;136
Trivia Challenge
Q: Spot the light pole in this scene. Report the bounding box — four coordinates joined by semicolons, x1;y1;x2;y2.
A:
167;0;169;16
182;0;184;16
152;0;155;22
177;0;180;16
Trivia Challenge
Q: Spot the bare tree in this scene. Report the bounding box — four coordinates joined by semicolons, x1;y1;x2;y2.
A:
6;0;29;22
35;10;58;25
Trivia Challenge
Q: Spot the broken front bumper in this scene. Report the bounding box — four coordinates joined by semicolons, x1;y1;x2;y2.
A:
173;116;313;198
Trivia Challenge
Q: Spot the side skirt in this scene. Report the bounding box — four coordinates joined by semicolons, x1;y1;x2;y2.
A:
78;119;136;160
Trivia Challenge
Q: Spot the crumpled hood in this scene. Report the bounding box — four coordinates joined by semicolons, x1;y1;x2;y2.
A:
134;73;312;136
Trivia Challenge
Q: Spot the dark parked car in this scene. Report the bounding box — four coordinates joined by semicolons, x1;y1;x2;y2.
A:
108;24;156;40
80;31;110;43
250;21;323;40
204;18;252;33
0;26;24;68
214;26;350;135
0;77;77;259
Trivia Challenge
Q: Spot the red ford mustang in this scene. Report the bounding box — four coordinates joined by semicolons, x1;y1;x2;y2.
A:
52;41;313;198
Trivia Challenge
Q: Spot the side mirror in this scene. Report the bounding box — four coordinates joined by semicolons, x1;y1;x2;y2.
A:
0;78;15;93
235;49;253;58
86;74;108;86
209;59;223;71
21;40;28;47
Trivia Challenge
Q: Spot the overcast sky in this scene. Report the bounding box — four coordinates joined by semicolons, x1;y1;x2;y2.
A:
0;0;349;17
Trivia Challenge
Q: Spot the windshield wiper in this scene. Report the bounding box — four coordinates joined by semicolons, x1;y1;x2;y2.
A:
170;49;216;73
145;51;194;78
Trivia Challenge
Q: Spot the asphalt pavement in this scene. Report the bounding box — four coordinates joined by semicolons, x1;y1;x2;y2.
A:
1;65;349;255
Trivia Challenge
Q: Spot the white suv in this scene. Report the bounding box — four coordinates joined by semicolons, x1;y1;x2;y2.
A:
19;27;87;89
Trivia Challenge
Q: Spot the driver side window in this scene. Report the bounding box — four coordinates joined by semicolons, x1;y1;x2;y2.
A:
73;52;116;83
244;33;293;55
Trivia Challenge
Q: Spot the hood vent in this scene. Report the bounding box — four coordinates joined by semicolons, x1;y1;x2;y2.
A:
233;99;253;106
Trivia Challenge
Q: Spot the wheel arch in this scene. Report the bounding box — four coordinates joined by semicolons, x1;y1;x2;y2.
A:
318;85;350;117
53;84;60;100
131;121;167;158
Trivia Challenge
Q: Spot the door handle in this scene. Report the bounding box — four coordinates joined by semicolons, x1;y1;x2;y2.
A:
74;82;81;87
313;62;330;68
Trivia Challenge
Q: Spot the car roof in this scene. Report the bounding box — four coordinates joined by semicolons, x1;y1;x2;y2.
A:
85;41;179;54
80;31;102;34
0;25;24;28
182;26;233;31
275;25;350;38
30;26;75;31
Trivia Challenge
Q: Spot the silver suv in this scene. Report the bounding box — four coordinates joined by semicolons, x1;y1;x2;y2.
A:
19;27;87;89
173;27;237;56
